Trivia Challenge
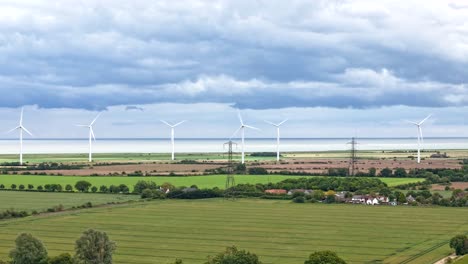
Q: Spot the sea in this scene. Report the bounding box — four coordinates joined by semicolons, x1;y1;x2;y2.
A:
0;138;467;154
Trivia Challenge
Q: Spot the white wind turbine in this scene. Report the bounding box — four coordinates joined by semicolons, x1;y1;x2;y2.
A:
406;114;432;164
264;119;288;162
7;108;33;165
231;110;259;164
161;120;186;161
76;113;101;162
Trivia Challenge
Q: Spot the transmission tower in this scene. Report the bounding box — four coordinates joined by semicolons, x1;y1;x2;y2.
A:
347;137;358;176
224;140;237;198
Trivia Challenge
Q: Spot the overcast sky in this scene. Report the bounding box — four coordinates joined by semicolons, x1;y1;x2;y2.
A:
0;0;467;138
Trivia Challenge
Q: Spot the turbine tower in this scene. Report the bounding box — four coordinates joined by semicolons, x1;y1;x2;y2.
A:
161;120;186;161
7;108;33;165
76;113;101;162
264;119;288;162
230;110;259;164
406;114;431;164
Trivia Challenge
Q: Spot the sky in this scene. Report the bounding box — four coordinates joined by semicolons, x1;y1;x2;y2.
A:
0;0;467;138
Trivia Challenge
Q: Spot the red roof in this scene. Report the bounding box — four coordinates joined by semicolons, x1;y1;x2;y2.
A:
265;189;287;194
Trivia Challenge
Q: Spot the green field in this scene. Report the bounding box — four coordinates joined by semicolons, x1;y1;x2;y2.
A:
455;255;468;264
0;199;465;264
0;175;422;191
0;191;139;212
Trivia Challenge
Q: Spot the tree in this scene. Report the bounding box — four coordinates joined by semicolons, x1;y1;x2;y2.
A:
74;181;92;192
305;250;346;264
379;168;392;177
74;229;116;264
9;233;48;264
65;184;73;192
27;184;34;190
37;185;43;191
394;168;407;178
99;185;108;193
48;253;73;264
19;184;25;190
141;188;153;199
205;246;261;264
11;184;17;190
368;167;376;177
449;234;467;255
91;186;98;193
133;181;158;194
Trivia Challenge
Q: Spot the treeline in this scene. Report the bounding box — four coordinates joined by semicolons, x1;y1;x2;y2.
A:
0;230;115;264
0;162;84;172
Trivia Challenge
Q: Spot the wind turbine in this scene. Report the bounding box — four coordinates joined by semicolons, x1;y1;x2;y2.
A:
264;119;288;162
406;114;432;164
230;110;259;164
161;120;186;161
76;113;101;162
7;108;33;165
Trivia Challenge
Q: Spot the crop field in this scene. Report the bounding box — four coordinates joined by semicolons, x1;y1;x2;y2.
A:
0;175;422;191
0;199;466;264
0;191;139;212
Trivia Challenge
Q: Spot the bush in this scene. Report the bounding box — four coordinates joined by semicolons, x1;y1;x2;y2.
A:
293;196;305;203
37;185;43;191
248;167;268;175
11;184;17;190
206;246;261;264
19;184;25;190
65;184;73;192
48;253;73;264
133;181;158;194
0;184;4;189
305;250;347;264
99;185;109;193
91;186;98;193
27;184;34;190
141;188;153;199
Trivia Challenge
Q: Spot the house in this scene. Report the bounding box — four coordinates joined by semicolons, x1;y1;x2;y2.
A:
265;189;287;195
377;196;389;203
366;198;379;205
406;195;416;203
335;191;349;202
287;189;313;195
351;195;366;204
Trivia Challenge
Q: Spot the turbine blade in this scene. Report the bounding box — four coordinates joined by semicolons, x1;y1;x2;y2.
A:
90;112;101;126
264;120;277;126
20;107;24;126
244;125;260;131
160;120;172;127
230;126;242;140
237;110;244;125
404;120;419;125
22;126;33;136
418;114;432;125
173;120;186;127
278;119;288;126
6;126;20;134
90;127;96;141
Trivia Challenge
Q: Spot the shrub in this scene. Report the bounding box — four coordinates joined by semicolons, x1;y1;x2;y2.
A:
91;186;98;193
19;184;25;190
293;196;305;203
65;184;73;192
27;184;34;190
206;246;261;264
75;181;92;192
305;250;347;264
11;184;17;190
99;185;109;193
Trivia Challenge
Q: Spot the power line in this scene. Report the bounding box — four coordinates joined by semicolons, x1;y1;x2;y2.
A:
347;137;358;176
224;140;237;199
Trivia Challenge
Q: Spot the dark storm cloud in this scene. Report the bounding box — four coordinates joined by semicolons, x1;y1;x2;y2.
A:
0;0;467;110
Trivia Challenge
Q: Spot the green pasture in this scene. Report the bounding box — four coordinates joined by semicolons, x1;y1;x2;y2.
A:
0;175;422;191
0;199;465;264
455;255;468;264
0;191;139;212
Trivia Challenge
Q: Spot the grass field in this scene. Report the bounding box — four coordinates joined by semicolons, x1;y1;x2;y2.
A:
0;191;139;212
455;255;468;264
0;175;422;191
0;199;465;264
